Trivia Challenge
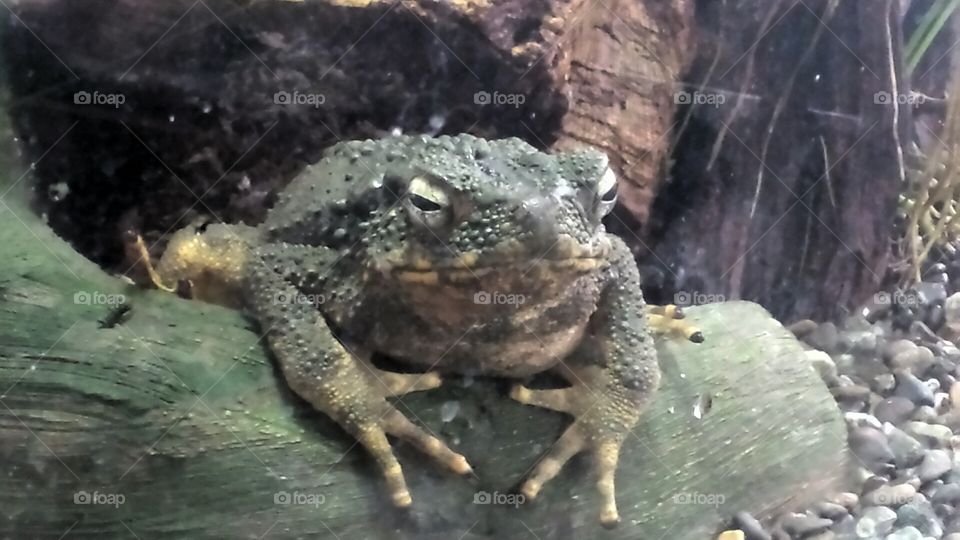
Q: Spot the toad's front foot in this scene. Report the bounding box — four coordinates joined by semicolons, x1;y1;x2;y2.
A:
510;365;647;527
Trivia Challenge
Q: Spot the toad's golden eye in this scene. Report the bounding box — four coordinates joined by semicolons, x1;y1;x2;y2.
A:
597;167;618;214
407;176;449;212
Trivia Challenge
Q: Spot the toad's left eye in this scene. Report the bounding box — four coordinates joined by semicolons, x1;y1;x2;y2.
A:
597;167;618;213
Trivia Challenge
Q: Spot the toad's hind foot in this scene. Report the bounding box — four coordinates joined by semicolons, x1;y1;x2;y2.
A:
510;370;642;528
646;304;704;343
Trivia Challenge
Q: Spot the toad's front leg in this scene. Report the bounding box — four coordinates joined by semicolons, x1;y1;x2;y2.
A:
510;236;658;527
245;244;472;507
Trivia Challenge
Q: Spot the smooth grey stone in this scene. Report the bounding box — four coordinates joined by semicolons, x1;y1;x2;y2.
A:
883;525;923;540
807;350;838;380
846;412;883;430
912;405;938;423
932;483;960;505
904;421;954;447
831;492;859;509
832;514;856;536
910;321;940;343
895;370;936;407
781;513;832;536
835;384;872;401
733;511;772;540
918;450;952;483
857;506;898;536
884;425;925;468
914;347;936;375
862;483;916;508
896;499;943;537
915;282;947;306
850;427;895;468
874;397;917;425
848;331;879;353
885;339;919;362
890;347;923;372
926;303;946;332
808;322;840;353
873;373;897;393
945;293;960;325
813;501;849;520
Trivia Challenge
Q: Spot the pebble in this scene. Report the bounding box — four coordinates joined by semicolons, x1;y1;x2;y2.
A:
849;331;879;353
847;412;884;430
733;511;771;540
885;526;925;540
935;392;951;413
944;292;960;325
875;397;918;425
884;425;925;468
896;499;944;537
886;339;919;362
931;483;960;505
913;405;939;423
889;341;923;372
905;421;955;447
917;346;937;371
762;281;960;539
812;501;848;520
911;321;941;343
917;282;948;306
834;384;872;401
440;400;460;422
808;322;840;352
788;319;819;338
874;373;897;393
780;514;832;537
918;450;953;482
942;341;960;361
717;531;745;540
861;482;916;507
896;370;937;407
856;506;898;536
831;492;859;509
850;427;895;468
808;350;838;380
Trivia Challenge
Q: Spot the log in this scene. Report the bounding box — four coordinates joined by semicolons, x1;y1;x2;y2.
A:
0;171;849;537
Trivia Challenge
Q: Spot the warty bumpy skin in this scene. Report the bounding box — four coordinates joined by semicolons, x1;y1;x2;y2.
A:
149;134;659;526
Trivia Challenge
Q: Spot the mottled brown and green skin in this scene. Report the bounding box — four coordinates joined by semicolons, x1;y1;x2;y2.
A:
152;134;658;526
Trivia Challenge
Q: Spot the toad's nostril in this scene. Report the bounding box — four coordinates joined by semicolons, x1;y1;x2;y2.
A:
515;198;559;251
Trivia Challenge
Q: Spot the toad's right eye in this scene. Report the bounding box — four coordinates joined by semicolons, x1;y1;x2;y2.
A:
405;176;453;229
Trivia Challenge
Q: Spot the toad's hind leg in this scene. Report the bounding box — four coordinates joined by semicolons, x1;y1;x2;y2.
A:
246;244;471;508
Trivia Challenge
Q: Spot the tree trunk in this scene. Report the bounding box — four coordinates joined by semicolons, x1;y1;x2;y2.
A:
643;0;907;322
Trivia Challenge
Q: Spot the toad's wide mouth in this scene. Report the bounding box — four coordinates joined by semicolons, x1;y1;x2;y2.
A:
390;256;607;284
371;235;612;285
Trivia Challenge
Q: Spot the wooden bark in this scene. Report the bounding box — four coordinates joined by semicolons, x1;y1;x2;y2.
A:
0;169;850;538
1;0;692;268
643;0;907;321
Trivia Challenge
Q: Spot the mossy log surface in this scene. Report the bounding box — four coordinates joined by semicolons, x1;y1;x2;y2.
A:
0;191;849;539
